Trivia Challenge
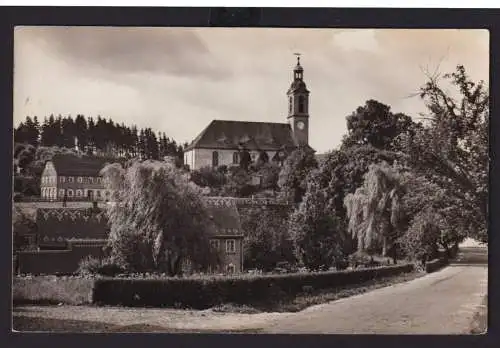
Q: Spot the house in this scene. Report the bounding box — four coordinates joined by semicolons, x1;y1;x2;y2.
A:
184;56;313;170
40;154;114;201
205;199;244;274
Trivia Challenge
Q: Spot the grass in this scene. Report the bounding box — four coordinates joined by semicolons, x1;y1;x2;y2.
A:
13;276;94;305
469;295;487;334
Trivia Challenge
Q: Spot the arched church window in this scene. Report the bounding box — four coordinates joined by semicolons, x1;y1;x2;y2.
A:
232;152;239;164
298;96;305;113
289;97;293;114
212;151;219;167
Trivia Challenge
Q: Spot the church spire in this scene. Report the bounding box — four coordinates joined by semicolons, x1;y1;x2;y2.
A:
293;53;304;80
287;53;310;147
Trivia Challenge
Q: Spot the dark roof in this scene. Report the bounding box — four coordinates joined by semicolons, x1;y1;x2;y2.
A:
50;154;116;177
205;205;243;237
185;120;298;151
287;80;309;94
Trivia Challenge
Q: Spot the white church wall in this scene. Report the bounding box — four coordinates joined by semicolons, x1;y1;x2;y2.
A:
189;148;278;170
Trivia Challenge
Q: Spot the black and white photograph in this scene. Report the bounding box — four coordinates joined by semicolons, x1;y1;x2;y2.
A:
12;26;488;334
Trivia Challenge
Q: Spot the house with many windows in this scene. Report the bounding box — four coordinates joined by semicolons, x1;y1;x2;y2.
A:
40;154;114;201
183;56;313;170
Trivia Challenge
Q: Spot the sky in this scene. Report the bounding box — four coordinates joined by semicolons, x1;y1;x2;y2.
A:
13;27;489;154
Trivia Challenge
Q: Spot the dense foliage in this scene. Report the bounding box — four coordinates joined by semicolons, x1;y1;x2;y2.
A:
14;114;186;161
278;146;318;203
292;65;488;267
240;206;295;271
101;160;218;276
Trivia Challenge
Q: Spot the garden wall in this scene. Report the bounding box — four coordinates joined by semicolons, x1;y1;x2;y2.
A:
17;243;106;275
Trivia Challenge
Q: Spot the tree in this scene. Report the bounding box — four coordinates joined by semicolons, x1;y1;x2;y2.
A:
257;162;281;191
342;99;416;150
221;167;256;197
101;160;216;276
402;65;488;242
344;161;406;260
190;166;227;191
397;207;441;264
241;206;295;271
289;175;346;270
278;146;318;203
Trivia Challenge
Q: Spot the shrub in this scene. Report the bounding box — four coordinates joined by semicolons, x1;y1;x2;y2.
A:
425;256;448;273
78;256;125;277
92;263;414;308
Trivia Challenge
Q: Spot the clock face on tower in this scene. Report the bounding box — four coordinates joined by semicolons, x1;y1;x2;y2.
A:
296;121;305;130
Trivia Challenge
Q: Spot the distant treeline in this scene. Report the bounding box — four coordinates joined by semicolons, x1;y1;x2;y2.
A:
14;114;188;161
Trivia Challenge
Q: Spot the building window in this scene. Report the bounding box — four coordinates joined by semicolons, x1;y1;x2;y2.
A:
60;176;66;183
59;189;65;197
298;96;305;113
88;177;93;184
210;239;220;250
77;177;83;183
76;189;83;197
227;263;236;274
289;96;293;114
212;151;219;167
232;152;239;164
68;176;74;183
226;239;236;253
97;177;102;184
96;190;101;198
67;189;74;197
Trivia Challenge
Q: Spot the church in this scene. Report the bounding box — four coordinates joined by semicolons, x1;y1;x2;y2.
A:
184;56;313;170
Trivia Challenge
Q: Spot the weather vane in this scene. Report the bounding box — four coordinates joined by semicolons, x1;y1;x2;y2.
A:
293;52;301;64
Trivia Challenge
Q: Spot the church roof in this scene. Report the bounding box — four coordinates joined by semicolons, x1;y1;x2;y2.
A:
49;154;118;177
184;120;298;151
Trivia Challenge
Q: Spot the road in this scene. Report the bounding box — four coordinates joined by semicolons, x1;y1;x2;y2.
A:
259;245;488;334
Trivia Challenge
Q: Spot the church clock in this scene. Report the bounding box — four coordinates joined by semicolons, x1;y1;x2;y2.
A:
296;121;305;130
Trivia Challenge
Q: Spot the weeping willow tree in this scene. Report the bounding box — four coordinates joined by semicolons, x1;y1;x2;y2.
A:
344;161;406;260
101;160;217;276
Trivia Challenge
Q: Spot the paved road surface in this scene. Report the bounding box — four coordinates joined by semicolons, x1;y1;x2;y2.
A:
260;246;488;334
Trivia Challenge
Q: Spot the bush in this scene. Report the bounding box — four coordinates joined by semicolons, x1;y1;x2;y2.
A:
78;256;125;277
425;257;448;273
92;263;414;308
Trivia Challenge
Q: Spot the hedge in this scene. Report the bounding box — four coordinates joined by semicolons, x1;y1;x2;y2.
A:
425;256;449;273
92;263;414;308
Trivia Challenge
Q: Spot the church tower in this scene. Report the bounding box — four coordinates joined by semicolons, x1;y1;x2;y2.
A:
287;54;310;146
